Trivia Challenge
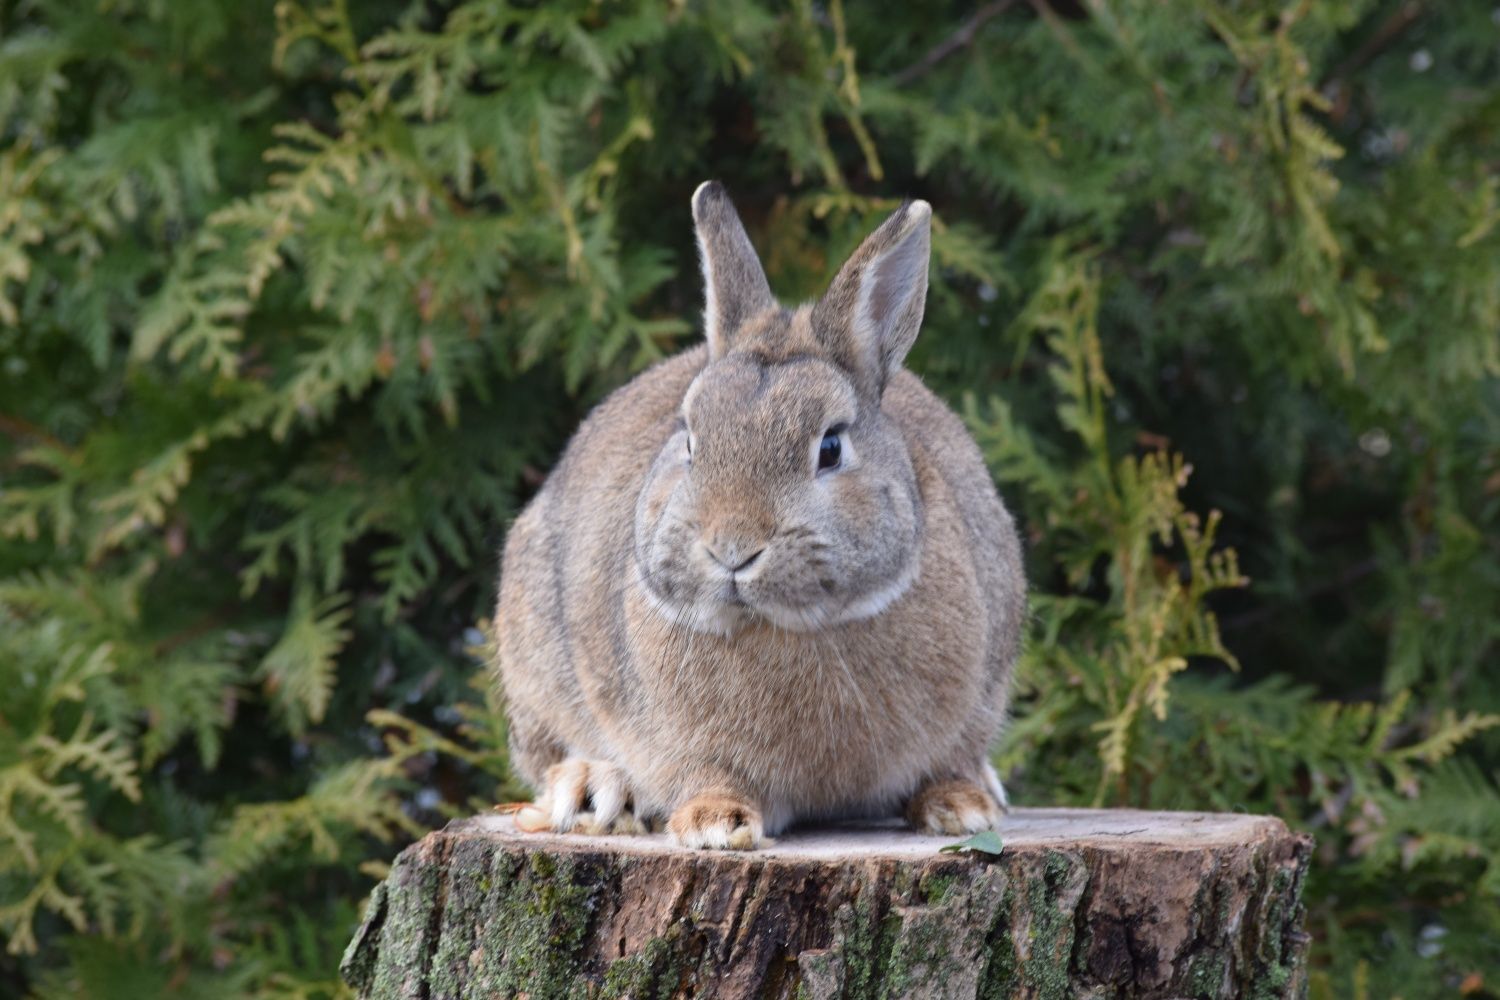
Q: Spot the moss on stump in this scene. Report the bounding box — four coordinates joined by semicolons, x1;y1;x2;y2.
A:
341;808;1311;999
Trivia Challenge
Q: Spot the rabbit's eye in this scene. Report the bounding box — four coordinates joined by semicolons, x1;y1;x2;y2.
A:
817;429;843;472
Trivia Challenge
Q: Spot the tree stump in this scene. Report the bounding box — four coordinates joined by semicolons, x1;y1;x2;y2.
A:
340;808;1312;999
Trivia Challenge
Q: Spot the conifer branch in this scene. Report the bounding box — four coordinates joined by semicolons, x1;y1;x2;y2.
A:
889;0;1017;87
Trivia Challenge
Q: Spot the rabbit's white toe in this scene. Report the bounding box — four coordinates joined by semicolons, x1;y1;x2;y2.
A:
528;758;635;834
982;760;1011;812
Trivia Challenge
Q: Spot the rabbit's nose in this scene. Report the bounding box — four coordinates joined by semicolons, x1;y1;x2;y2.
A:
701;537;765;573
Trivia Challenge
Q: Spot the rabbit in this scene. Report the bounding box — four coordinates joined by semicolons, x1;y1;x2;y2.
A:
493;182;1026;850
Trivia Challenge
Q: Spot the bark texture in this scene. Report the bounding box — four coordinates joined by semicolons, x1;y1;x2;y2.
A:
341;808;1312;1000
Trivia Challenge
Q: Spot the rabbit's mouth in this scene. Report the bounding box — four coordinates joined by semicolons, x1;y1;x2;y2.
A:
633;561;814;635
633;544;919;636
632;562;751;637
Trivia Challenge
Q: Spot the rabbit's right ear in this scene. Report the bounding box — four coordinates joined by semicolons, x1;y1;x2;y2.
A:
811;200;931;400
692;181;776;360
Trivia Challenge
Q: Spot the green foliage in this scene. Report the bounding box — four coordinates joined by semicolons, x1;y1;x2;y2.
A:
0;0;1495;996
939;830;1005;857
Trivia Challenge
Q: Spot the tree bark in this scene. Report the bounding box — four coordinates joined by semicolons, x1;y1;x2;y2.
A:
341;808;1312;999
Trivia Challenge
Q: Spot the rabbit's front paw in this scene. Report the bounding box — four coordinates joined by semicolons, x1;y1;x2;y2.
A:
515;758;639;835
906;778;1004;836
667;793;764;850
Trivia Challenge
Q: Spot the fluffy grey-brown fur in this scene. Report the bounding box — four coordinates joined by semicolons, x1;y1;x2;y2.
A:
494;182;1026;848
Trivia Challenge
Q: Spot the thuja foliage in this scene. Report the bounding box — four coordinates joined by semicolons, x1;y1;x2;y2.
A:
1;0;1496;995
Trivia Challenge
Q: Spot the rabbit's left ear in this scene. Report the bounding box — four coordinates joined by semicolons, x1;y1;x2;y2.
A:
692;181;776;360
812;201;931;396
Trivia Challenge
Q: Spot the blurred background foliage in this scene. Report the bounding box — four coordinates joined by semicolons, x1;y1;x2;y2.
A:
0;0;1497;995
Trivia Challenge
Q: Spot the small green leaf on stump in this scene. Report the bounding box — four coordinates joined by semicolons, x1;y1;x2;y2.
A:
940;829;1005;856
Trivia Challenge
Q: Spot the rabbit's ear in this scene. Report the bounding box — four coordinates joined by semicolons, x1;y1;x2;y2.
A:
813;201;931;396
692;181;776;360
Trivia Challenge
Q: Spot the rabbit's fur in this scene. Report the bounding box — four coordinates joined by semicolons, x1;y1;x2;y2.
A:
494;183;1025;849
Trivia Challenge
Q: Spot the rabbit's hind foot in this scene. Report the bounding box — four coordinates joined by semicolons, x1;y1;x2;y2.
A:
667;792;764;850
514;757;641;835
906;777;1004;836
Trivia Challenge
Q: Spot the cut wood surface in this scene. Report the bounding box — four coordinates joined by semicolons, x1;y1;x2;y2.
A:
341;808;1312;999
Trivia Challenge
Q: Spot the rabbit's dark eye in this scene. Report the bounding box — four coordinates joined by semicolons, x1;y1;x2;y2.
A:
818;430;842;472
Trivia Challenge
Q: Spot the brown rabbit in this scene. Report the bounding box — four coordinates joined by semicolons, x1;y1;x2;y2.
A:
494;183;1025;849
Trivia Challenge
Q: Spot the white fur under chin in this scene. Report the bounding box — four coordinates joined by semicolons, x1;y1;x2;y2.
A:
636;556;920;636
634;564;745;637
826;555;920;626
